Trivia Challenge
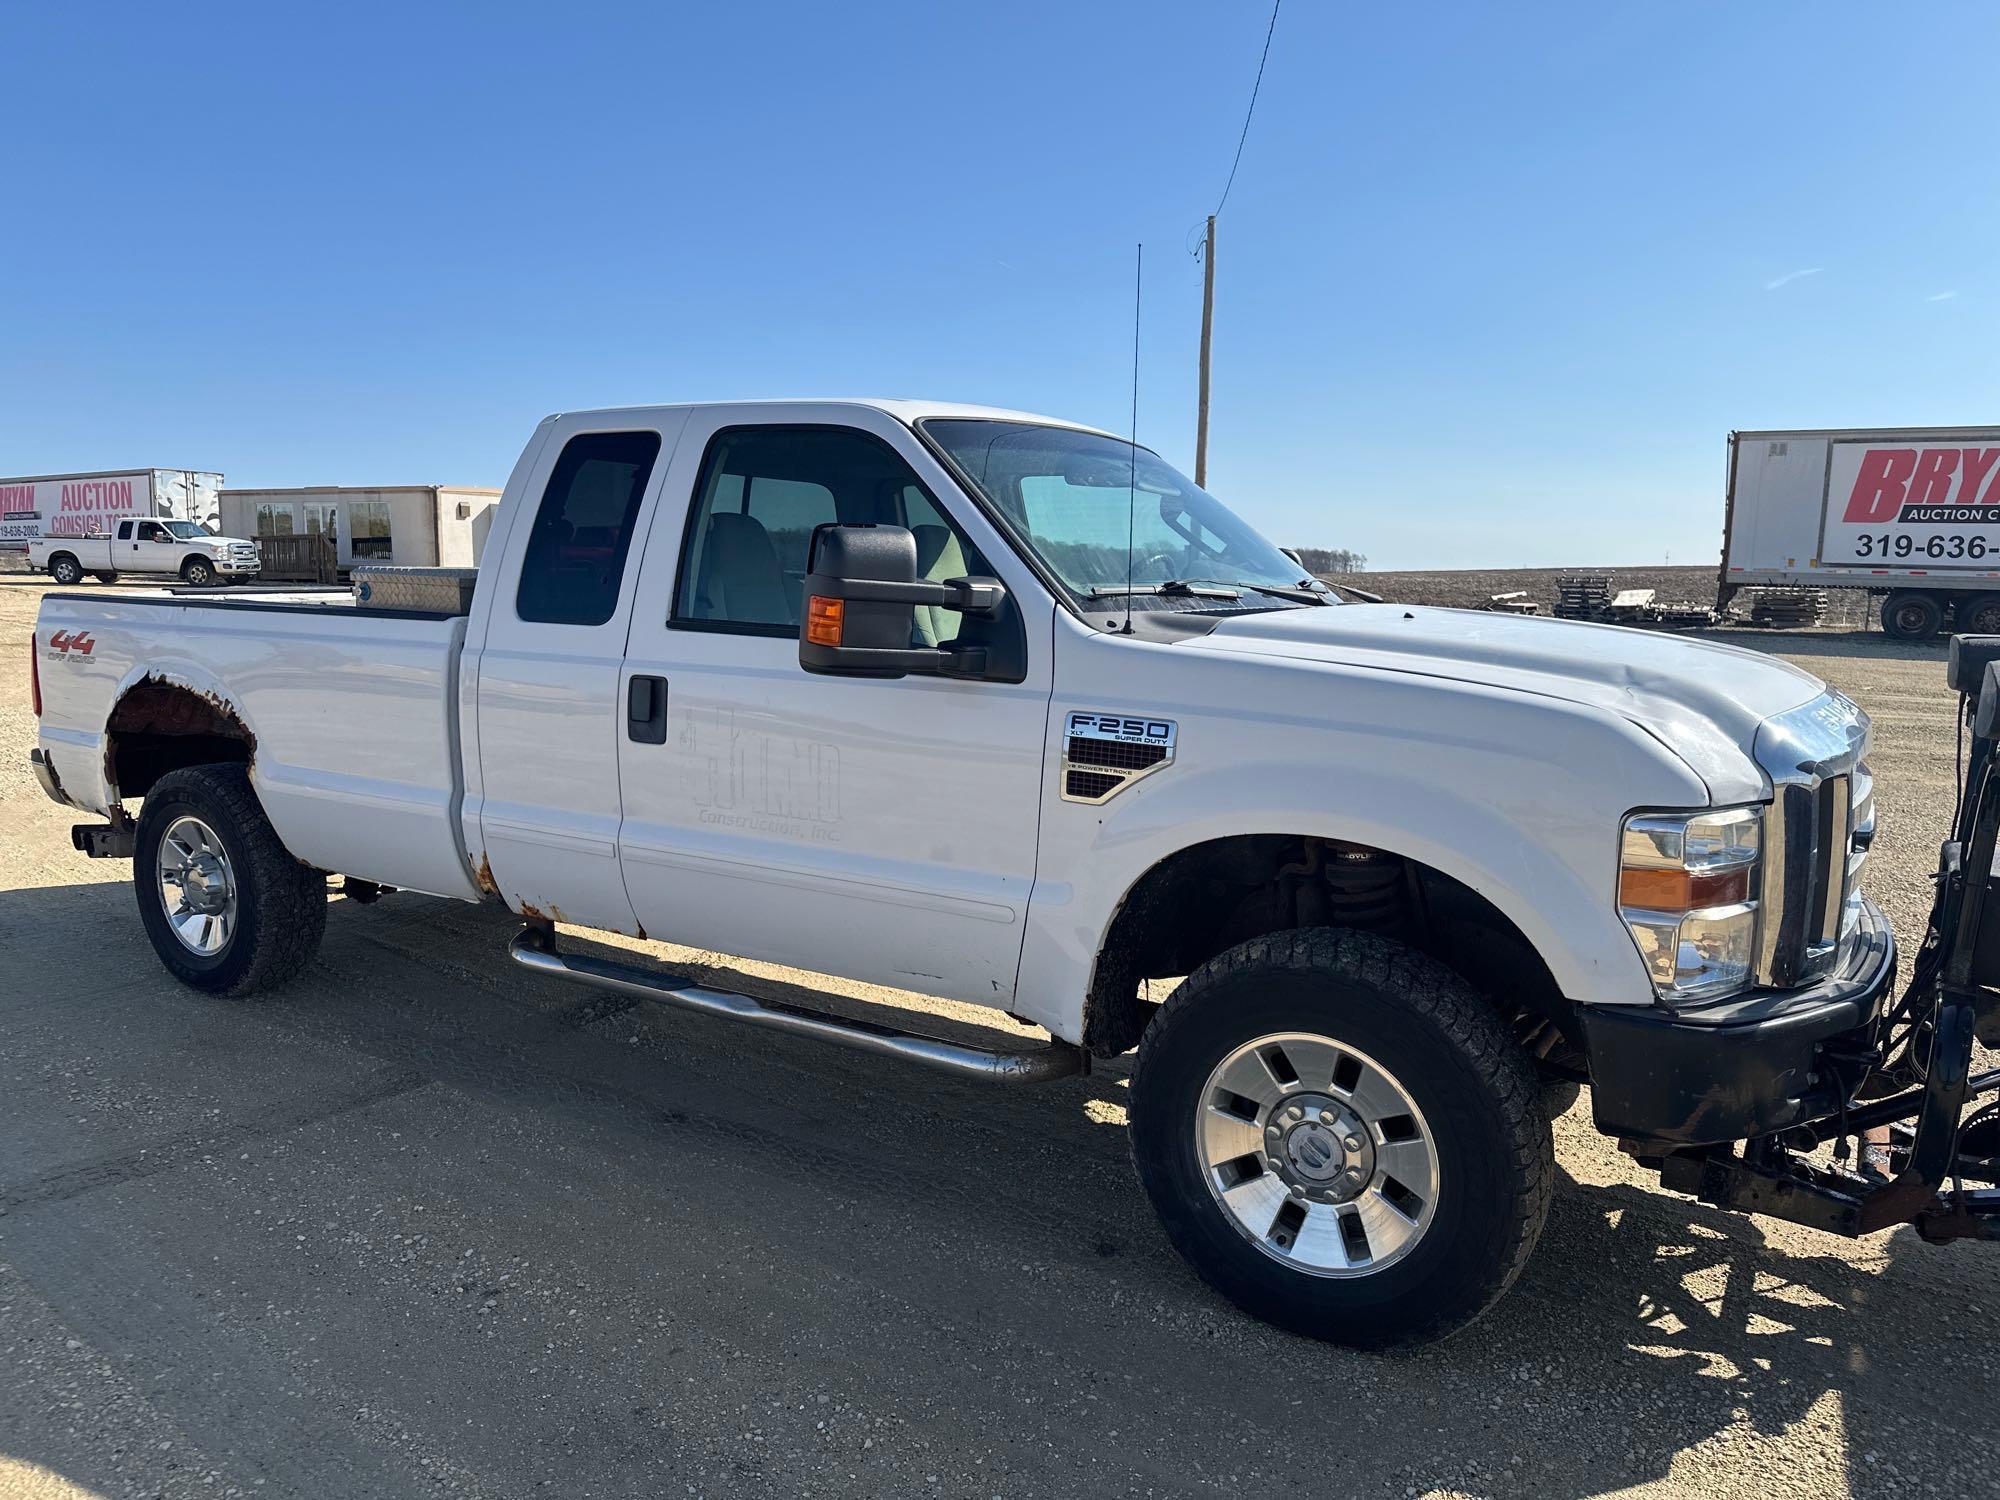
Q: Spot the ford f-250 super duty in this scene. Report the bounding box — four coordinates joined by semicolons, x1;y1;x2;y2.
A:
30;516;261;587
29;400;2000;1348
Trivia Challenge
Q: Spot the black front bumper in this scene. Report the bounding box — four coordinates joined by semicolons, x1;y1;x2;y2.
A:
1578;898;1896;1146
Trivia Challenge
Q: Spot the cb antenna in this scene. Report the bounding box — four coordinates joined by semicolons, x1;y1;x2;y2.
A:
1122;242;1142;635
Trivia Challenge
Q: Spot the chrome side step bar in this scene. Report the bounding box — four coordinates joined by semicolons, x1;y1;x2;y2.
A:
508;927;1085;1084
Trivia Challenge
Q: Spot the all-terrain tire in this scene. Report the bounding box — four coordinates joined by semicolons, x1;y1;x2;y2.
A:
181;556;216;587
47;553;83;586
1129;928;1554;1349
134;765;326;996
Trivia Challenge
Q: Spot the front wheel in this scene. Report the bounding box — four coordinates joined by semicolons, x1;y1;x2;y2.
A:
93;571;119;584
134;764;326;996
1130;929;1554;1349
181;557;216;587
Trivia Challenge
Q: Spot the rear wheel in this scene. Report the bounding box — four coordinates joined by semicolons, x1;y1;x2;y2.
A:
1130;929;1553;1349
1882;591;1943;641
47;554;83;586
134;765;326;996
1957;592;2000;636
181;556;216;587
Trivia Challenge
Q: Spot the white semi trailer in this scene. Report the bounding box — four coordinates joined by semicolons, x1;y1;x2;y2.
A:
1722;426;2000;640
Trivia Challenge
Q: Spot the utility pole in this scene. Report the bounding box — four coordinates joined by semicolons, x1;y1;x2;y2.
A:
1195;215;1216;487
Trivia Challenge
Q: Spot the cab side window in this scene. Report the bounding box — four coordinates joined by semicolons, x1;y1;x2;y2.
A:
516;430;662;627
674;427;987;640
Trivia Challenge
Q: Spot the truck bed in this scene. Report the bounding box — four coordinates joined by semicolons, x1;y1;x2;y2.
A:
35;587;483;902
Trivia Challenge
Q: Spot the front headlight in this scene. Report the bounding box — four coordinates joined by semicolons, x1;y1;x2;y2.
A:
1619;806;1762;1003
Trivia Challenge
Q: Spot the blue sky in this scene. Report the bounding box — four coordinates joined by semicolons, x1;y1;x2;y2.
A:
5;1;1993;569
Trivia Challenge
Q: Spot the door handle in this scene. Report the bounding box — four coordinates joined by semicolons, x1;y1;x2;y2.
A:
626;674;668;744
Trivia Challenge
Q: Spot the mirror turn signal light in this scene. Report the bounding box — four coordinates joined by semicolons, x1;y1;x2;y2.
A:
805;595;845;647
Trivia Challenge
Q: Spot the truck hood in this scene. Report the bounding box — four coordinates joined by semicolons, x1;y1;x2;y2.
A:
1192;603;1828;802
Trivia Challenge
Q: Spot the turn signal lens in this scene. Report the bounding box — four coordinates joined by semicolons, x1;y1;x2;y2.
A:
805;596;844;647
1617;863;1752;911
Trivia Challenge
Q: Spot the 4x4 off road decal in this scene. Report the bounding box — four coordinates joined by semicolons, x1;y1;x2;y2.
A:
1060;712;1176;805
45;630;95;657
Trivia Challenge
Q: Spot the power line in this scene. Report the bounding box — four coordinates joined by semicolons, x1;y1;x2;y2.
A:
1214;0;1282;217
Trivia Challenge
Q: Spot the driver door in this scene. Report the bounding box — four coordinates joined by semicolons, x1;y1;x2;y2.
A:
614;406;1056;1008
129;519;179;572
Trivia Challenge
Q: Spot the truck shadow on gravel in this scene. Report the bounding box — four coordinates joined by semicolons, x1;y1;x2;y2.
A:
3;875;1995;1497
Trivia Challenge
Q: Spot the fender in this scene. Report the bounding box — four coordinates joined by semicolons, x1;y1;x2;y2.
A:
1018;629;1718;1041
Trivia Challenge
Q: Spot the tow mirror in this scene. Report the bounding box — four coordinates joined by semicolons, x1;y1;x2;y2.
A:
798;523;1008;679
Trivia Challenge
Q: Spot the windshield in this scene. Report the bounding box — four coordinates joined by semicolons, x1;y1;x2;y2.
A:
162;520;209;539
921;419;1324;609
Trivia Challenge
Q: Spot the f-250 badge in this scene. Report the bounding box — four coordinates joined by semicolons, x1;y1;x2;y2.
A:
1060;712;1176;804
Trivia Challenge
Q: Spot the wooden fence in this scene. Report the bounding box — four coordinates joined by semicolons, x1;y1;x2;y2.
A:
256;533;339;584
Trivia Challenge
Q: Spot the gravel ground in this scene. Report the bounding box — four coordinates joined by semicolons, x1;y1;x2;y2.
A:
1;576;1994;1500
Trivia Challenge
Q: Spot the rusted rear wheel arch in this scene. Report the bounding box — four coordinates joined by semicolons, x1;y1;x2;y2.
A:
1081;833;1582;1076
105;677;257;801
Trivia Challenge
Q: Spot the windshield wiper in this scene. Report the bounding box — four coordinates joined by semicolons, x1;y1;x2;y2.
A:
1179;576;1334;605
1088;580;1241;601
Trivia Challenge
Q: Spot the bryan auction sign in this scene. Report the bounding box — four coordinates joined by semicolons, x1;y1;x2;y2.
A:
1824;442;2000;569
0;472;153;543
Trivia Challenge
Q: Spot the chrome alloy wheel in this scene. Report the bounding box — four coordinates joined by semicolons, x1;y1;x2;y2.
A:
156;814;237;956
1197;1032;1440;1276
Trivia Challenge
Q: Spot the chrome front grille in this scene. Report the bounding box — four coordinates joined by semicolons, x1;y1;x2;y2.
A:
1751;694;1871;989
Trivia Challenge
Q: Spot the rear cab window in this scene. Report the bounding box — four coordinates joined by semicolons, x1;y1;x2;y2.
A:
515;431;664;626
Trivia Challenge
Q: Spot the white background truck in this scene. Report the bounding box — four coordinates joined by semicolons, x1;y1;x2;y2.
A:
1722;425;2000;639
0;467;224;549
32;399;1923;1347
30;515;262;587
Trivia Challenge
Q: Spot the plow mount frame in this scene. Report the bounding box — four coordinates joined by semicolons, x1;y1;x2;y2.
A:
1644;637;2000;1245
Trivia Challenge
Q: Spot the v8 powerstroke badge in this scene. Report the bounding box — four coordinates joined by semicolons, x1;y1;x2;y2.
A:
1060;712;1177;804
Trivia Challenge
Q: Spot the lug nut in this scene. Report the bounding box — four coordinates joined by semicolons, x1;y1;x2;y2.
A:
1318;1109;1335;1125
1344;1135;1363;1152
1347;1166;1365;1181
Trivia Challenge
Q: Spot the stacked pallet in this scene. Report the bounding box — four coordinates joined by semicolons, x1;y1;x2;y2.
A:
1747;587;1828;628
1554;574;1613;621
1650;599;1719;629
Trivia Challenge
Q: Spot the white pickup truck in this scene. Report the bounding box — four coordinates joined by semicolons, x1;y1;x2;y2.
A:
30;516;261;587
29;400;1899;1348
